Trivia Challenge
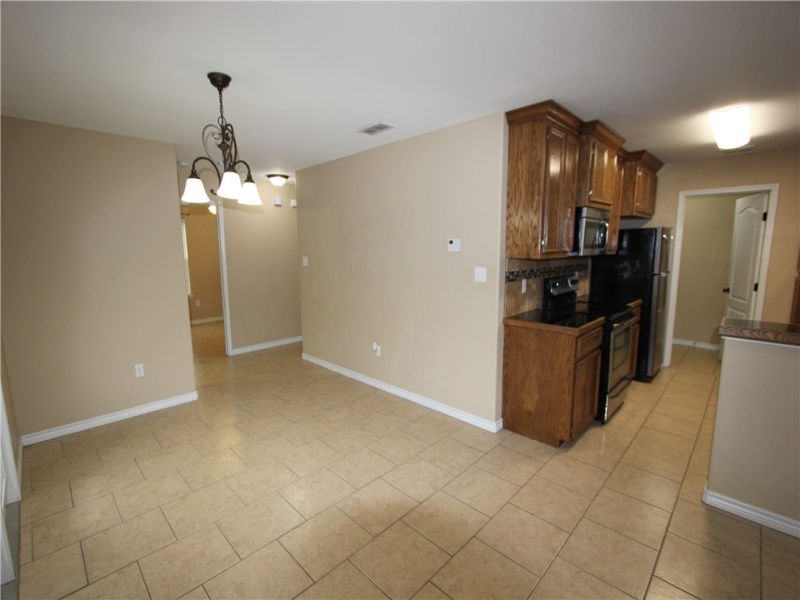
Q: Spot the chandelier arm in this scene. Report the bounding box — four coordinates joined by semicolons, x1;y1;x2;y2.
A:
190;156;223;194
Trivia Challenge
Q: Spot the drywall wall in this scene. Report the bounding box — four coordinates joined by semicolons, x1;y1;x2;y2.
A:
1;117;196;436
297;113;506;426
650;147;800;323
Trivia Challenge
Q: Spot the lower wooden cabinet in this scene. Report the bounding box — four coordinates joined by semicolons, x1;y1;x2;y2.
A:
502;319;603;447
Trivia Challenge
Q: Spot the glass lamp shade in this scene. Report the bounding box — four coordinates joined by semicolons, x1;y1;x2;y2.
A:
208;202;218;215
238;176;263;205
267;174;289;187
181;175;210;204
710;105;750;149
217;169;243;199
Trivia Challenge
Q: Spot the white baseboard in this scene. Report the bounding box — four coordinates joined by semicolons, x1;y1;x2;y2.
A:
302;353;503;434
673;338;720;351
230;336;303;356
191;316;223;325
703;487;800;538
21;391;199;446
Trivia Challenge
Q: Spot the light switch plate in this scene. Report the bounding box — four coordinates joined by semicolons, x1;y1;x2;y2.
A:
474;267;487;283
290;199;297;208
448;238;461;252
274;196;283;206
302;256;309;267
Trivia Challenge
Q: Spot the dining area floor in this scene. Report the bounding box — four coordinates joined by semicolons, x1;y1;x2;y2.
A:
14;322;800;599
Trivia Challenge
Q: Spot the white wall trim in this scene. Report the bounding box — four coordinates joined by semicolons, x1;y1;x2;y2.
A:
303;353;503;433
703;487;800;538
216;203;234;357
0;384;21;504
672;338;720;351
190;316;224;325
230;336;303;356
666;184;779;369
20;391;199;446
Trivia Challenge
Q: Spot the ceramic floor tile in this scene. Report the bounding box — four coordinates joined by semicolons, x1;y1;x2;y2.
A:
204;541;312;599
644;577;699;599
604;463;680;512
447;425;506;453
19;523;32;566
59;425;123;458
279;506;372;581
314;406;368;430
643;412;701;441
30;450;104;491
278;468;355;518
510;475;591;532
177;586;211;600
112;470;192;521
386;400;432;422
277;438;343;477
64;563;150;599
530;557;634;599
585;488;671;550
161;480;244;538
135;440;203;480
179;447;248;490
402;490;489;555
351;521;449;599
381;457;454;502
31;493;121;559
762;525;800;563
96;434;162;465
401;413;461;445
197;406;255;431
231;433;296;467
236;413;293;438
668;499;761;568
559;518;658;599
411;583;451;599
357;411;412;436
368;430;429;464
217;492;305;558
152;417;212;447
321;424;380;454
337;478;417;535
477;503;568;576
474;444;544;486
418;437;485;475
139;525;239;600
431;538;539;600
654;533;760;599
189;425;251;457
762;550;800;600
81;508;175;582
280;417;336;445
328;447;396;489
22;440;64;471
296;560;388;599
20;481;73;526
224;459;299;504
69;458;144;505
500;432;559;462
443;465;519;517
18;543;87;600
536;454;609;498
677;471;707;506
558;433;625;471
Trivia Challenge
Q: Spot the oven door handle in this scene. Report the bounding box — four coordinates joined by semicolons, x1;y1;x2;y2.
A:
612;316;637;331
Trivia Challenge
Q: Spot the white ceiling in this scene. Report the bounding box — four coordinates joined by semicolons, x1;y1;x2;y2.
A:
2;2;798;182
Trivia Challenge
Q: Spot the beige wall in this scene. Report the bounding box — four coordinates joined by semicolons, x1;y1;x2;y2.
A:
1;117;196;436
674;195;737;345
183;205;223;323
650;148;800;323
223;181;302;350
297;114;506;425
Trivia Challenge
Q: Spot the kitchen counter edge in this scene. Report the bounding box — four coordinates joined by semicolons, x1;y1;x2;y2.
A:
719;318;800;347
503;314;604;336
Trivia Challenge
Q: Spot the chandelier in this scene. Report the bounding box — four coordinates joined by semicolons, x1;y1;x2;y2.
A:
181;72;263;206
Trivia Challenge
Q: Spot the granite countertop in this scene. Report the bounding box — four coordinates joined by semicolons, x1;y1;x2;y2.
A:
719;318;800;347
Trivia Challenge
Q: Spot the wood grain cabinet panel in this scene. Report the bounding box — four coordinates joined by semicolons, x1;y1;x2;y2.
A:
577;121;625;210
620;150;663;218
502;320;603;447
506;100;582;259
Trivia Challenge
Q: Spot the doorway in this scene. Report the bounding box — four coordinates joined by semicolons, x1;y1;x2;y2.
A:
665;184;778;363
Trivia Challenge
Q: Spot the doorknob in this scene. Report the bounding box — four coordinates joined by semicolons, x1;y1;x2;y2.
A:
723;287;731;294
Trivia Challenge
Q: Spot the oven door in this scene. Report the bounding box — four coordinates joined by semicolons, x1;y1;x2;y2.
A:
604;315;636;420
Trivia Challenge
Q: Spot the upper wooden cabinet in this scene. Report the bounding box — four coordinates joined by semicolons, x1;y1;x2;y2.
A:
620;150;663;218
506;101;582;259
576;121;625;210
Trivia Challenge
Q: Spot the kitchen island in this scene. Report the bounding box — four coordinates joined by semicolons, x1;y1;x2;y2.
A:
703;318;800;537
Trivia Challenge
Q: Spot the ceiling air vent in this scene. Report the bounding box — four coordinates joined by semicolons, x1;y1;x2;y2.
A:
358;122;396;136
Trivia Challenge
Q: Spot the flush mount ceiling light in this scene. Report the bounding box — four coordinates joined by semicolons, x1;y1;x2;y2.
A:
181;72;263;206
267;174;289;187
709;105;751;150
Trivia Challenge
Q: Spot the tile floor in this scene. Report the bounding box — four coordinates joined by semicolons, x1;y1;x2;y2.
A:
15;322;800;599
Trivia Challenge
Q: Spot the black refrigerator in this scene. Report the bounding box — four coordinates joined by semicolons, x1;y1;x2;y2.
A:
590;227;673;382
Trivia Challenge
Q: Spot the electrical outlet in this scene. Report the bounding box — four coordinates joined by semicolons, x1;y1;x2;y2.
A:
195;300;201;307
302;256;309;267
135;363;145;378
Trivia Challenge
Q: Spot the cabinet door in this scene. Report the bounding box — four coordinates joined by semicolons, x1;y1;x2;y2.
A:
572;348;601;439
542;124;578;256
606;154;625;254
588;140;616;208
636;167;657;217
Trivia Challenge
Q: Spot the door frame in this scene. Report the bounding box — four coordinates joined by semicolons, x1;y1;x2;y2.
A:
665;183;779;364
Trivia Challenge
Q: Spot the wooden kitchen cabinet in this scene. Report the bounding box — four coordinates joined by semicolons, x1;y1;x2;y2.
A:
577;121;625;210
502;318;603;447
506;100;582;259
620;150;663;218
607;150;626;254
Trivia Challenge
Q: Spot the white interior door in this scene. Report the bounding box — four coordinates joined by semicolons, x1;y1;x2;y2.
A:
725;192;768;321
